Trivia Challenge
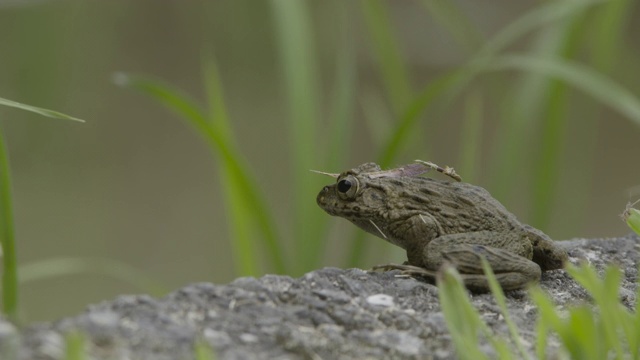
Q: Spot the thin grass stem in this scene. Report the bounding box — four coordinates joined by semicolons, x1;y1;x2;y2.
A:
271;0;324;273
0;127;17;321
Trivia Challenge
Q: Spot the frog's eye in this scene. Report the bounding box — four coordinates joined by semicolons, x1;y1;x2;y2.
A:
337;175;359;199
338;179;352;193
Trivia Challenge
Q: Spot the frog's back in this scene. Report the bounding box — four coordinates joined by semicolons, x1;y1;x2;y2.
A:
389;176;521;235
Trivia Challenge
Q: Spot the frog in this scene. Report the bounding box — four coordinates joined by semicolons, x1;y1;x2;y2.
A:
315;160;568;292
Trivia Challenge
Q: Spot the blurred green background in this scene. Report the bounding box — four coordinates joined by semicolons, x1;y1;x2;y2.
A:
1;0;640;322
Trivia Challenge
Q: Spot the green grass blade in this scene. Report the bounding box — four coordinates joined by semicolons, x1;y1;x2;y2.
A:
567;306;602;360
115;73;287;274
487;55;640;125
529;286;578;356
194;339;217;360
480;258;530;360
0;127;17;321
18;257;167;296
203;59;233;135
113;73;211;133
63;331;86;360
566;264;625;359
220;176;256;276
530;83;568;228
437;266;489;360
591;0;633;71
0;97;85;123
203;59;258;277
360;0;412;116
632;271;640;358
535;317;548;360
0;98;83;322
529;286;564;332
271;0;324;273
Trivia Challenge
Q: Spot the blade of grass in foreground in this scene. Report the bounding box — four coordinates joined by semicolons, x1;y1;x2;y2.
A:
535;317;548;360
194;339;217;360
437;266;489;360
63;331;86;360
114;74;287;275
0;97;84;322
530;265;629;359
480;258;530;360
437;266;511;359
566;265;625;358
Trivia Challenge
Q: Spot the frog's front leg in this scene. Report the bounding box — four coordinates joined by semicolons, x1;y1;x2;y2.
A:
425;232;541;291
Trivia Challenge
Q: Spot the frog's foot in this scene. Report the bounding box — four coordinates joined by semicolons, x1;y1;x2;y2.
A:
371;263;437;279
414;160;462;182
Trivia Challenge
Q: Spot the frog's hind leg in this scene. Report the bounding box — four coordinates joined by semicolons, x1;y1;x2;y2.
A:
425;232;542;291
442;244;541;291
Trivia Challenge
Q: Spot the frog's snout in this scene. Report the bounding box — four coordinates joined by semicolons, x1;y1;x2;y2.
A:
316;186;337;215
316;186;330;207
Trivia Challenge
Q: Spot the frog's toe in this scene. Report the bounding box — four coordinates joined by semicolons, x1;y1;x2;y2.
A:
371;263;437;278
371;263;407;272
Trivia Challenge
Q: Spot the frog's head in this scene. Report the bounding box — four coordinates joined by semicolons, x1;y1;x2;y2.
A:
316;164;392;239
316;172;385;217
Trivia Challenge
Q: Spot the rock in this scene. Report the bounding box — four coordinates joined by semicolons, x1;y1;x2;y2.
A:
2;233;639;359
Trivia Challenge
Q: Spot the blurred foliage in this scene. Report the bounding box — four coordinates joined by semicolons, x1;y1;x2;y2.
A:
121;0;640;277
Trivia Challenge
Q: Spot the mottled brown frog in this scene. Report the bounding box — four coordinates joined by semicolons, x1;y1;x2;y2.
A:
316;161;568;291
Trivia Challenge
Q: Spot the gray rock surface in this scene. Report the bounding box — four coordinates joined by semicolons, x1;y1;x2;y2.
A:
2;233;639;359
